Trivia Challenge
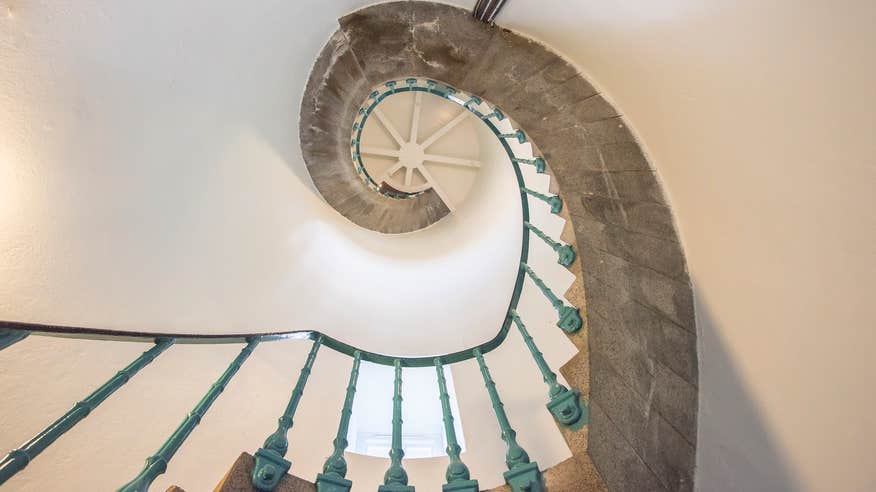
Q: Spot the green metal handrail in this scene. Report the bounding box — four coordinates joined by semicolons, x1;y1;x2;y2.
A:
0;77;586;491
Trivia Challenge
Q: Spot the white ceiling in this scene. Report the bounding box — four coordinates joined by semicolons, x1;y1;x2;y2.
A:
359;89;483;210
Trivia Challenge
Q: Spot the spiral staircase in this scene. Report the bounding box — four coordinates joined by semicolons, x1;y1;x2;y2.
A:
0;2;698;491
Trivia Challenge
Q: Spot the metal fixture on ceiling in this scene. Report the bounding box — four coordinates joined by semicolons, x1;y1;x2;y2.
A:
472;0;508;24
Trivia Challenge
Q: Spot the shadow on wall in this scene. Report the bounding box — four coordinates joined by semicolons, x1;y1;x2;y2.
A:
695;292;801;491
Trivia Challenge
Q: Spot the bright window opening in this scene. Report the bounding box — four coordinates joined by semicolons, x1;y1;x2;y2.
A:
347;361;466;459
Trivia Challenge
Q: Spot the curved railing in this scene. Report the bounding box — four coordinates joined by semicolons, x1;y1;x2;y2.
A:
0;78;585;492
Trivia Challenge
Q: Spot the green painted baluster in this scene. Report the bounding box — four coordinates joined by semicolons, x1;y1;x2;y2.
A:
509;311;587;427
481;108;505;121
0;338;174;485
117;338;260;492
385;81;398;94
463;96;482;109
315;351;362;492
473;349;543;492
511;156;546;173
521;262;583;333
406;78;417;87
0;329;28;351
499;130;527;144
252;336;323;491
522;187;563;214
524;221;576;267
379;359;414;492
435;359;478;492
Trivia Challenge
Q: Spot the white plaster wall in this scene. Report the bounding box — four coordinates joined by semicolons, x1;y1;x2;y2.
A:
499;1;876;490
0;0;517;358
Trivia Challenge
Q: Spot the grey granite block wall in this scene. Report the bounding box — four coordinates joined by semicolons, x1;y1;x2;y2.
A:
300;23;449;233
300;3;698;490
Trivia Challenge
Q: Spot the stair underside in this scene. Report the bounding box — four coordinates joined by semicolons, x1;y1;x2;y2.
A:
299;2;698;491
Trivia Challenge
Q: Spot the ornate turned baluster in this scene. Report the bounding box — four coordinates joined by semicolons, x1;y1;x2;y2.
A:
315;351;362;492
511;156;546;173
499;130;527;144
463;96;482;110
473;349;543;492
252;336;323;491
0;338;174;485
379;360;414;492
524;221;576;266
425;80;456;99
509;310;587;427
117;337;260;492
522;187;563;214
521;262;583;333
481;108;505;121
435;358;478;492
0;329;28;351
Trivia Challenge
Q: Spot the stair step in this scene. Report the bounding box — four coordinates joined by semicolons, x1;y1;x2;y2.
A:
213;452;315;492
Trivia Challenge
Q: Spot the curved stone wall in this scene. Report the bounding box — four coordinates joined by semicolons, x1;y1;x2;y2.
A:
302;2;698;490
300;31;450;233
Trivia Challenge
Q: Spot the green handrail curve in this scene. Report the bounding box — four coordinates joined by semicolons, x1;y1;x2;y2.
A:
0;76;587;491
0;77;543;369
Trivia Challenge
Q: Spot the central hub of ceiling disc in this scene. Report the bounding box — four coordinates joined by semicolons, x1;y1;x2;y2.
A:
398;142;425;168
351;78;483;212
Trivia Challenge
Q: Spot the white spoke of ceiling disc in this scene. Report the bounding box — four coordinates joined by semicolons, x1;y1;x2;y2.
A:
417;164;455;212
361;146;400;158
423;154;481;168
373;108;406;146
409;91;423;144
405;166;414;186
381;161;405;181
419;110;469;150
